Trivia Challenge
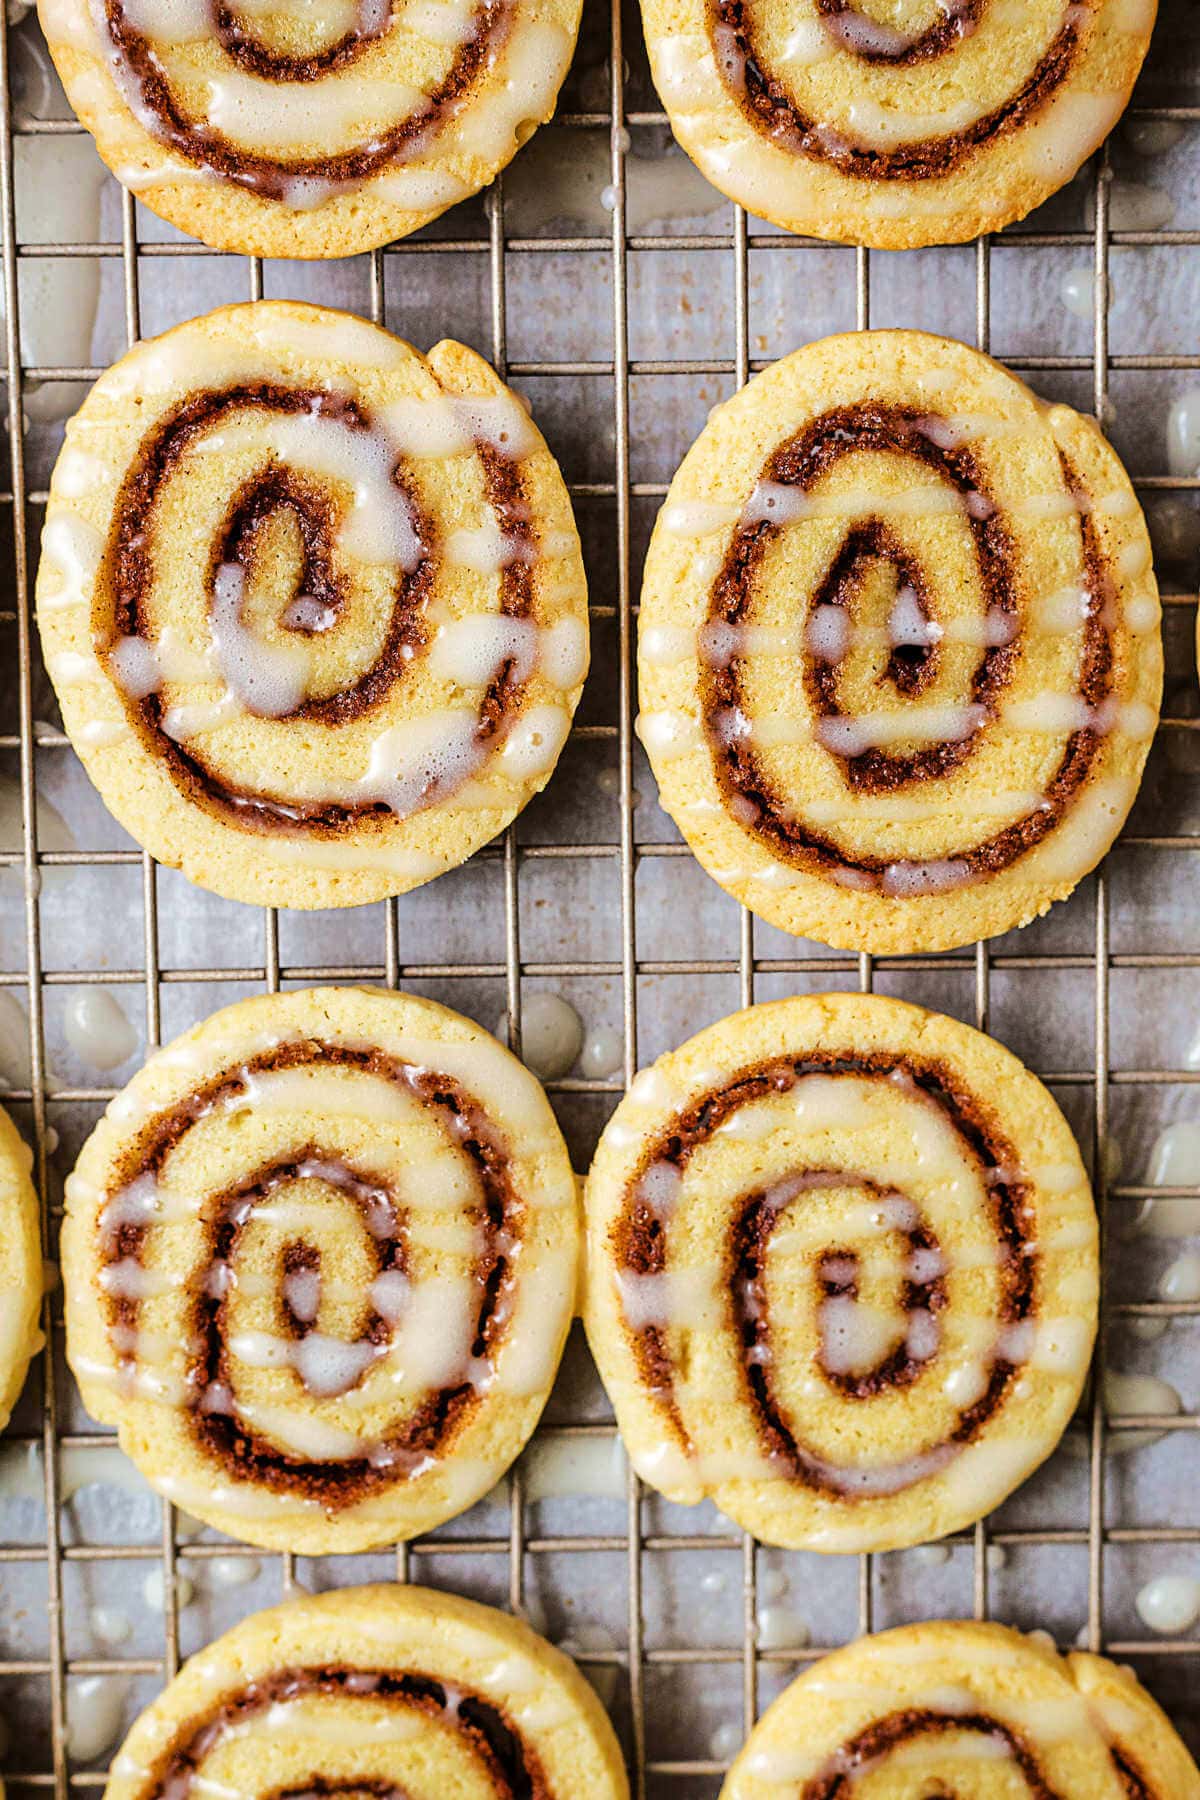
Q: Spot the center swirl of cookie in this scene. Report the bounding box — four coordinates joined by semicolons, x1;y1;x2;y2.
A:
708;0;1090;180
99;0;514;199
613;1053;1038;1501
97;1041;525;1507
698;400;1117;899
98;381;540;837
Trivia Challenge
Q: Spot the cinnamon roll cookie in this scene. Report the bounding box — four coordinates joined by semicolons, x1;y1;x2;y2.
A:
639;330;1161;955
62;986;579;1552
583;991;1097;1553
105;1583;629;1800
38;0;581;258
37;302;588;911
644;0;1157;249
721;1620;1200;1800
0;1106;43;1431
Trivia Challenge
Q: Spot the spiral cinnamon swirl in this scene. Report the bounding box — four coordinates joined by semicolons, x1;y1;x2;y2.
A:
643;0;1156;248
105;1584;629;1800
38;0;581;256
0;1105;43;1432
639;330;1161;956
37;302;588;912
62;986;579;1552
721;1621;1199;1800
583;991;1097;1553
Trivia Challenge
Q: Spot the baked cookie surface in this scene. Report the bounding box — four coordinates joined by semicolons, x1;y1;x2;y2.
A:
721;1620;1200;1800
63;986;579;1552
643;0;1157;248
37;301;588;911
38;0;581;258
638;329;1161;955
0;1105;43;1431
583;991;1097;1552
105;1583;629;1800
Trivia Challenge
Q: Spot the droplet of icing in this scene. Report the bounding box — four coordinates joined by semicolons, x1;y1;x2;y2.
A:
63;989;137;1072
1107;178;1175;233
205;1553;261;1589
580;1026;623;1081
910;1542;952;1567
1103;1369;1182;1453
141;1567;195;1613
1135;1572;1200;1635
66;1675;129;1762
1161;1252;1200;1303
520;1431;627;1503
1137;1125;1200;1238
987;1544;1008;1573
710;1720;743;1762
89;1606;132;1647
700;1567;727;1594
1060;267;1109;320
755;1604;810;1650
504;993;584;1082
1123;118;1185;157
1167;387;1200;480
1128;1315;1169;1342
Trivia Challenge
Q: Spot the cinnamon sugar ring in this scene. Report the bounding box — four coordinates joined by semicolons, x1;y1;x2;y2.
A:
36;301;588;912
38;0;581;257
105;1583;629;1800
0;1105;43;1432
639;330;1161;956
62;986;579;1553
583;992;1097;1553
643;0;1156;249
721;1620;1200;1800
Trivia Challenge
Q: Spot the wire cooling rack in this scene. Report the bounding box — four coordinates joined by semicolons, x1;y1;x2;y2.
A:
0;2;1199;1795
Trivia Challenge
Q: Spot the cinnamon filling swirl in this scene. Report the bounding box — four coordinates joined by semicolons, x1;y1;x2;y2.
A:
135;1666;551;1800
99;381;535;837
710;0;1090;181
100;0;515;199
613;1050;1036;1496
701;402;1114;891
99;1040;524;1505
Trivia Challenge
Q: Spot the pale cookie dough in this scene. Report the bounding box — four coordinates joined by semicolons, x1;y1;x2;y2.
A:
64;986;579;1553
0;1105;42;1430
721;1619;1199;1800
644;0;1157;249
105;1583;630;1800
639;329;1161;954
37;301;589;911
584;991;1098;1553
39;0;582;258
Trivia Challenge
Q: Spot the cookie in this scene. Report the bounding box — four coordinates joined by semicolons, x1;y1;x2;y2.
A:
105;1582;629;1800
639;330;1161;955
37;301;588;912
0;1105;43;1431
643;0;1157;250
63;986;579;1553
583;991;1097;1553
38;0;581;258
721;1620;1199;1800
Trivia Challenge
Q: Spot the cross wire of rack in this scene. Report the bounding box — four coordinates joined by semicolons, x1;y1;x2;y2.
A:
0;8;1198;1797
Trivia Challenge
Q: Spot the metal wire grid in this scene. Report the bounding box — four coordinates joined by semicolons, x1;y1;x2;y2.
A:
0;7;1196;1795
